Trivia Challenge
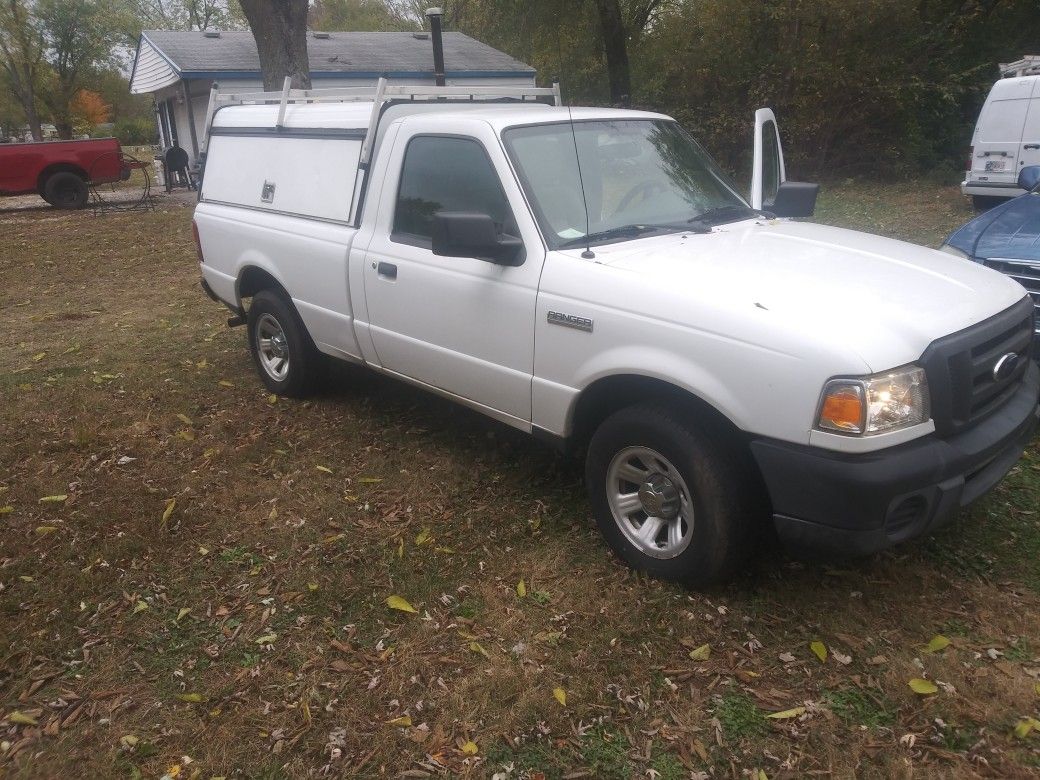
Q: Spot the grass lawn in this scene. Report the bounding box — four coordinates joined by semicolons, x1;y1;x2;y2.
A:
1;182;1039;779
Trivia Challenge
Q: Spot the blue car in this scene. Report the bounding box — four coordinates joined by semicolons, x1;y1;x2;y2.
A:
943;165;1040;358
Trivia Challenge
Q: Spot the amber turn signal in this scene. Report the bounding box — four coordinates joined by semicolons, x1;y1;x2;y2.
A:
818;383;865;433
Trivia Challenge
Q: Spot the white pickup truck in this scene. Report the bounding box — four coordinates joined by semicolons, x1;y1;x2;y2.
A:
194;82;1039;586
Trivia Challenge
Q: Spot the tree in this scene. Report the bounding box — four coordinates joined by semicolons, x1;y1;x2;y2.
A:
310;0;414;31
132;0;245;31
35;0;124;138
70;88;110;134
238;0;310;90
0;0;45;140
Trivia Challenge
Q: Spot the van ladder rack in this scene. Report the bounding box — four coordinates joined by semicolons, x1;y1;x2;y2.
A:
200;76;562;159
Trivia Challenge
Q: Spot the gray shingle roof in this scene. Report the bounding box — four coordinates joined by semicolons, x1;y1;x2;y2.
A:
142;30;534;75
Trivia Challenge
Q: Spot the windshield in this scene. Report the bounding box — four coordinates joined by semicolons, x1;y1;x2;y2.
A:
502;119;747;249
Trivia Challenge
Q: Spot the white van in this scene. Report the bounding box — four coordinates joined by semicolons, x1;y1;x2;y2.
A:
962;69;1040;208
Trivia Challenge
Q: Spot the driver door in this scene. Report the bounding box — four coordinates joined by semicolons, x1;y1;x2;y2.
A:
750;108;786;210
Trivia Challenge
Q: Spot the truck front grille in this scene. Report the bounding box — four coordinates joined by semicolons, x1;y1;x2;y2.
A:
919;296;1035;437
983;258;1040;333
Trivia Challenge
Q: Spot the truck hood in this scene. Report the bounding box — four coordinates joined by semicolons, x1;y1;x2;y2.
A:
581;219;1027;371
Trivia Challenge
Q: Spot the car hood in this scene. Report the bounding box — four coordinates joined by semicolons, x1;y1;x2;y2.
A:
579;218;1027;371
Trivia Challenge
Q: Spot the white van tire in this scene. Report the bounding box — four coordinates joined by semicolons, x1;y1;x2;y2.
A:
585;403;757;587
246;290;322;397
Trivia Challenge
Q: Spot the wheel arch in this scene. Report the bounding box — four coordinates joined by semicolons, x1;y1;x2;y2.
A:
567;373;748;452
236;265;291;307
37;163;88;194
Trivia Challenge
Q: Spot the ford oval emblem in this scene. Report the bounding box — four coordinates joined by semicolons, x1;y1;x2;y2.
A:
992;352;1020;382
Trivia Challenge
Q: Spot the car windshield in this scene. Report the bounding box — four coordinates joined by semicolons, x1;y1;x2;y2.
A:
502;119;748;249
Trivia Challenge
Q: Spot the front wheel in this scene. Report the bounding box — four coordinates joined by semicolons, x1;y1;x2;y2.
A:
585;403;760;587
246;289;321;397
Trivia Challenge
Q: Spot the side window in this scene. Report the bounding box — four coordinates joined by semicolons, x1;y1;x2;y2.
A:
392;135;515;243
761;120;780;205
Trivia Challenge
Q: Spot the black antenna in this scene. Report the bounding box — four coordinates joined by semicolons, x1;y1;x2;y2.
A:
554;30;594;259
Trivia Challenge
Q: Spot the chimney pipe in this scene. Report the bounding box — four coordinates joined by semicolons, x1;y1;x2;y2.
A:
425;7;446;87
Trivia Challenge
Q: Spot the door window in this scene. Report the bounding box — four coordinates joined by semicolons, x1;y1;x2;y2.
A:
761;120;780;205
392;135;515;245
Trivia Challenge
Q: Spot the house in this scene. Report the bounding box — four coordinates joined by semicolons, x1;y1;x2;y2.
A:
128;29;536;164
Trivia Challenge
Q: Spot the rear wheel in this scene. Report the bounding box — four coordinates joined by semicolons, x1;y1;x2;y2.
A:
247;289;321;397
43;171;88;209
585;403;760;587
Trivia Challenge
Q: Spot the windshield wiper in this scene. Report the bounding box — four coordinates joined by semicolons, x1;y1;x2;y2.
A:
558;223;675;248
686;205;767;229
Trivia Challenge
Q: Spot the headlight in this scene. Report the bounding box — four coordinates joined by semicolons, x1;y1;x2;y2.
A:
816;365;930;435
939;244;969;260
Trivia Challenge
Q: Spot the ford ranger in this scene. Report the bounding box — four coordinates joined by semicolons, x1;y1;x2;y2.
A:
193;81;1039;586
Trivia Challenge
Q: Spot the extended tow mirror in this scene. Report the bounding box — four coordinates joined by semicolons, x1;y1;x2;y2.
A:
769;181;819;218
431;212;524;266
1018;165;1040;192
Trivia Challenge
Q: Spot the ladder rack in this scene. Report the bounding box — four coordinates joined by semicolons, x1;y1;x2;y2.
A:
1000;56;1040;78
200;76;562;161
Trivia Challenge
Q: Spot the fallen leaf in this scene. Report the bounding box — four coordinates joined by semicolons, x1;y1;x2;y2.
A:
688;643;711;661
908;678;938;695
7;711;38;726
315;465;333;474
255;632;277;645
415;527;432;545
1013;717;1040;739
469;642;490;658
0;506;13;515
517;579;527;597
307;582;319;592
176;413;193;426
161;499;176;525
34;525;58;536
176;607;191;622
175;429;195;441
386;595;417;613
810;640;828;663
119;734;139;748
176;693;206;703
38;494;67;503
553;687;567;706
923;635;950;653
218;380;234;387
461;740;478;755
1035;682;1040;697
767;706;806;719
833;651;852;665
131;600;149;615
31;352;46;362
386;715;412;727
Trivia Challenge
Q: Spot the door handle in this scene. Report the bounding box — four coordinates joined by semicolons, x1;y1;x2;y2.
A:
377;261;397;280
1025;143;1040;150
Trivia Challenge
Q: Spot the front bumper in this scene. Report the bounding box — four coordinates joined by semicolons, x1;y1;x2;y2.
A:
751;360;1039;556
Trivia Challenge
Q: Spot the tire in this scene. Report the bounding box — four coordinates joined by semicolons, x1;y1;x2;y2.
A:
585;403;761;587
971;195;1004;212
246;289;322;397
43;171;88;209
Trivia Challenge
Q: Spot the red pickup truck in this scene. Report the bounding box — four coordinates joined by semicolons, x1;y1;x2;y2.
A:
0;137;131;209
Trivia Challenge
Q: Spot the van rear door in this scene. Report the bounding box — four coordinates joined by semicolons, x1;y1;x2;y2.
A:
970;78;1034;188
1019;92;1040;173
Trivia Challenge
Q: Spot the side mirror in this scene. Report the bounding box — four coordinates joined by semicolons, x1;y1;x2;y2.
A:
769;181;819;218
431;212;524;265
1018;165;1040;192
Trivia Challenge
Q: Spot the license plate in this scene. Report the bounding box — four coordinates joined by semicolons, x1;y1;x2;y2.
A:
985;158;1008;172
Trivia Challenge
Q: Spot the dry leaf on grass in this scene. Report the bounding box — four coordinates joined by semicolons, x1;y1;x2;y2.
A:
908;678;938;695
810;641;828;663
386;595;417;614
553;687;567;706
923;635;951;653
688;643;711;661
767;706;806;719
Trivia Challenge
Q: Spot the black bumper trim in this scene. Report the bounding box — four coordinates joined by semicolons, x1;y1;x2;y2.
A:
752;360;1039;556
